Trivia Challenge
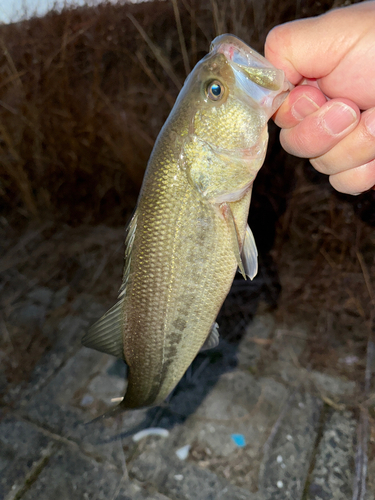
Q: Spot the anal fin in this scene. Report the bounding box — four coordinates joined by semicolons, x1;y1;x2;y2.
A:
200;322;220;351
82;300;125;359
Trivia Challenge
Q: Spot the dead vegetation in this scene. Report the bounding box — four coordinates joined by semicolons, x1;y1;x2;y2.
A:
0;0;347;224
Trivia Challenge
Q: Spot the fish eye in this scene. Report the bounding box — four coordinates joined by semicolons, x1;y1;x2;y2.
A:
206;80;224;101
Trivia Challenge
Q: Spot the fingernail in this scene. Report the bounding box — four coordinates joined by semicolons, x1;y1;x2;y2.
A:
291;95;320;120
321;102;357;135
364;109;375;137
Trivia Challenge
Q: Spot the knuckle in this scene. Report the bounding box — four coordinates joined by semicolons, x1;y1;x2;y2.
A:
280;126;318;158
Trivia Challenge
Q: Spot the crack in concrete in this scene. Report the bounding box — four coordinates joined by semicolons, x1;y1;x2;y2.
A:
11;412;117;468
301;402;329;500
4;441;58;500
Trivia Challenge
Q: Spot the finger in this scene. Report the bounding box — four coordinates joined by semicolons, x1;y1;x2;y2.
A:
279;99;360;158
329;159;375;195
273;85;327;129
265;15;350;84
311;108;375;175
265;3;375;94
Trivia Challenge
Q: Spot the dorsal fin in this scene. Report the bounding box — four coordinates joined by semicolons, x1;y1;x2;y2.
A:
82;209;138;359
118;208;138;299
81;299;125;359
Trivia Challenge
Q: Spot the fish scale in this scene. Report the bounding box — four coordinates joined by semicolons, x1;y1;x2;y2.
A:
82;34;291;412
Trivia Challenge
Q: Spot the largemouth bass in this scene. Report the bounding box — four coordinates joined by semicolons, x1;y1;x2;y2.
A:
82;34;290;410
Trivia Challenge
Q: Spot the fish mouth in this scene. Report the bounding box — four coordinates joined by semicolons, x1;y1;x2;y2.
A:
210;34;274;70
210;34;291;115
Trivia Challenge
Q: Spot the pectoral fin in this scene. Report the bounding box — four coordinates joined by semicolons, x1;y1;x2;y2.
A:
241;224;258;280
221;203;258;281
221;202;247;280
81;299;125;359
200;322;219;351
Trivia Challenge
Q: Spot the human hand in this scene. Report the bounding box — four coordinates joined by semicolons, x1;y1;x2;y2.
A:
265;2;375;195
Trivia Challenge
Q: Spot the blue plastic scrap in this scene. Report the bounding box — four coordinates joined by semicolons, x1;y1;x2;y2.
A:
231;433;246;447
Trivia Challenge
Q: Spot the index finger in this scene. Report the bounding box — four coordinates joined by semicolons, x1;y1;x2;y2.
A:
273;85;327;129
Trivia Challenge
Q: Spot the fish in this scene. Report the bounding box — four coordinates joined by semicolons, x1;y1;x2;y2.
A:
82;34;290;411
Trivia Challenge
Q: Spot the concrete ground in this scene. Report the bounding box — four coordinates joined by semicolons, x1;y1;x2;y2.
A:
1;282;374;500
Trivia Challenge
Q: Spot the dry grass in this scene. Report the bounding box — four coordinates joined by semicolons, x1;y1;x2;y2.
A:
0;0;350;225
272;163;375;376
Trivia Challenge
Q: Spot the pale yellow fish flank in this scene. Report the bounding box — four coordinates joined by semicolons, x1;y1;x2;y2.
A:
82;34;291;411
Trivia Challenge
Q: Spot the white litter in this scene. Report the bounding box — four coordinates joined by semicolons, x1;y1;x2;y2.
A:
174;475;184;481
110;397;124;403
132;427;169;442
175;444;191;460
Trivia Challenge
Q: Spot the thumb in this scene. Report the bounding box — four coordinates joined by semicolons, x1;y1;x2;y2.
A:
265;3;374;89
